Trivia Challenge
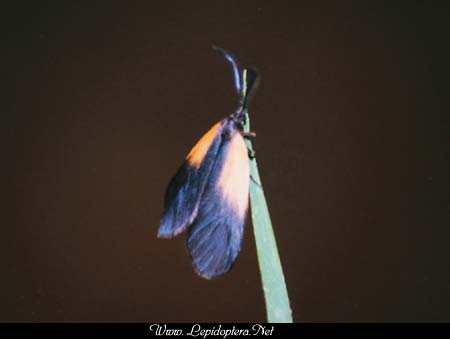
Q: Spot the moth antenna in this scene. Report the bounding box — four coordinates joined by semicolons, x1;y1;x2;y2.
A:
212;45;243;101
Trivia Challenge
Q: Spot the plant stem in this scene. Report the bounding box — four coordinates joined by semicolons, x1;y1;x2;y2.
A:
242;104;293;323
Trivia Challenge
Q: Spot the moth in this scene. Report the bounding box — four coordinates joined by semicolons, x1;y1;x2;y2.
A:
158;46;258;279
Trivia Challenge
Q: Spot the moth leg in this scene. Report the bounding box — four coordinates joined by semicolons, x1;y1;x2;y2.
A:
250;174;262;187
242;131;256;139
247;148;256;159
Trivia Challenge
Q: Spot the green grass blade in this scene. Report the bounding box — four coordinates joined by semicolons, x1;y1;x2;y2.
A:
243;107;293;323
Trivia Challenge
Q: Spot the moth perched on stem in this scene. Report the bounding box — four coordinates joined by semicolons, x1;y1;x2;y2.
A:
158;47;258;279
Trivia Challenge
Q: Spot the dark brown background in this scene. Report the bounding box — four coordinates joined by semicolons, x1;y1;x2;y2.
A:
4;1;449;322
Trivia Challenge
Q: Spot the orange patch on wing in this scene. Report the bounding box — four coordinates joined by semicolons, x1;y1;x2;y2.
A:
217;133;250;218
186;122;222;168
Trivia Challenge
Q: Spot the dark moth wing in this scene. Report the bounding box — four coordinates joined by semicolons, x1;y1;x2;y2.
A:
187;120;250;279
158;121;224;238
158;118;250;279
